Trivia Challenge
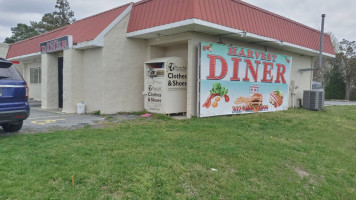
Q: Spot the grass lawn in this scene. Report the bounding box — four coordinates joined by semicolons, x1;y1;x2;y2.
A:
1;106;356;199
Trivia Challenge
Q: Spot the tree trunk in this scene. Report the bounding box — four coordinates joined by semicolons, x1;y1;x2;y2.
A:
345;81;351;100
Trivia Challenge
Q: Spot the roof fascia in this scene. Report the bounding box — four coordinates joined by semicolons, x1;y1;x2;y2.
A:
7;52;41;61
73;3;133;49
127;18;335;58
127;19;195;37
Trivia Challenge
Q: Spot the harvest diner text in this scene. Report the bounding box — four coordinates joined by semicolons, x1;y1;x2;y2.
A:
206;46;288;84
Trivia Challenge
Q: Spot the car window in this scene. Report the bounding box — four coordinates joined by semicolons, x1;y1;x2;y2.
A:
0;66;23;81
312;82;323;89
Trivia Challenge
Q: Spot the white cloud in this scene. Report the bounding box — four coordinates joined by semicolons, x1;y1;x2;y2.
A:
247;0;356;41
0;11;43;42
0;25;12;42
0;0;138;42
0;0;53;13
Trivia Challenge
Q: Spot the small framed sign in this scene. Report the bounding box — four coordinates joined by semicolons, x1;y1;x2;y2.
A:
40;35;73;54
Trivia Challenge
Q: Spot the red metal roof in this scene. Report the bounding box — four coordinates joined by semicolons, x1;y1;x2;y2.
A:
127;0;335;55
7;4;130;59
7;0;335;59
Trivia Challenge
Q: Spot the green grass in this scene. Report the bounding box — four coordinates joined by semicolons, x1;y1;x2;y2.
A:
1;106;356;199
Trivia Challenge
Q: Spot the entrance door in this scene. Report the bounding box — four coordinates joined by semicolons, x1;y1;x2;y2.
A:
58;57;63;108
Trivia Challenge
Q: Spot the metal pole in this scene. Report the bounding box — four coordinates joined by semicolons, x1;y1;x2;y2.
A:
318;14;326;70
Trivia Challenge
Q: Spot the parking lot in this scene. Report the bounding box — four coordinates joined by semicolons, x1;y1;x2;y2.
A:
324;100;356;106
0;101;138;134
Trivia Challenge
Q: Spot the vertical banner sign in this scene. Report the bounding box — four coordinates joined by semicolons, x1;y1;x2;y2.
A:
199;42;292;117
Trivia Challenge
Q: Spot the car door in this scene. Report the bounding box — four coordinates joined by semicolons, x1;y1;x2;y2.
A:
0;59;28;113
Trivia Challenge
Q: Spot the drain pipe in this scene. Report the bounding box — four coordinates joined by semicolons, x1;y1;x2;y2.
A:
318;14;326;70
300;14;326;73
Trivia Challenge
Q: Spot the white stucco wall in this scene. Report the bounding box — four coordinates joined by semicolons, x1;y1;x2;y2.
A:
12;11;315;116
0;43;9;58
148;43;188;63
62;49;84;113
82;48;104;113
37;47;103;113
1;43;25;77
41;53;59;109
164;43;188;62
101;13;147;114
24;62;42;100
148;46;165;60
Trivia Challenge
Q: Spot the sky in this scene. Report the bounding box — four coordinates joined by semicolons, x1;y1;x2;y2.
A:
0;0;355;43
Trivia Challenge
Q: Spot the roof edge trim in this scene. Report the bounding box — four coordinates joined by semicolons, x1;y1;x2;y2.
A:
73;40;102;49
127;19;195;37
7;52;41;61
8;26;69;47
92;3;133;46
73;3;133;49
236;1;323;35
282;41;336;58
127;18;335;58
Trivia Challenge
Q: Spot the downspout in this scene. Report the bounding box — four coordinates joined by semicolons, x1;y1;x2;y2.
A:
309;14;326;90
318;14;326;70
299;14;326;73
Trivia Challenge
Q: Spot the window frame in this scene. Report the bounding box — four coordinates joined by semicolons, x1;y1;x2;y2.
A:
30;67;41;84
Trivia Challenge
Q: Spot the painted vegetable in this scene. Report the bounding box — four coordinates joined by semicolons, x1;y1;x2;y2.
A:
224;94;230;102
212;101;218;108
202;83;229;108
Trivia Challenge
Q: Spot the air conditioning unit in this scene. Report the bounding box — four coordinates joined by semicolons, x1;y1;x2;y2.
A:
303;90;325;111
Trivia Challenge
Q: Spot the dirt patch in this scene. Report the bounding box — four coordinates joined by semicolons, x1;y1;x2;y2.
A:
294;167;310;178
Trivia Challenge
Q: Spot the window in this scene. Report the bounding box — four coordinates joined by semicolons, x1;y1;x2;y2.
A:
30;67;41;84
0;66;23;81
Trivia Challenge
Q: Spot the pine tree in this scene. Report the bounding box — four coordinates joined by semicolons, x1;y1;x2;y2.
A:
32;0;75;33
4;0;75;43
4;24;39;44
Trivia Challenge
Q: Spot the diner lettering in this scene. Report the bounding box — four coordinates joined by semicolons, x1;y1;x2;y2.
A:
206;47;287;84
40;36;70;54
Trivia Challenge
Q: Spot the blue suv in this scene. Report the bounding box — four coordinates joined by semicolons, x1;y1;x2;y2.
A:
0;58;30;132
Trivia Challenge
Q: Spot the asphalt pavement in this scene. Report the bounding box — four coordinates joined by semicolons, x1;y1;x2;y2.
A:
324;100;356;106
0;101;138;134
20;107;106;133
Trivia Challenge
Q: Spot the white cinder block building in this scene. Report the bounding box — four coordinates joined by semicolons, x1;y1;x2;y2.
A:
0;43;9;58
6;0;335;117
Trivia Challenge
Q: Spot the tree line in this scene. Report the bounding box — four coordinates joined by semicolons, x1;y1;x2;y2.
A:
4;0;75;44
314;36;356;101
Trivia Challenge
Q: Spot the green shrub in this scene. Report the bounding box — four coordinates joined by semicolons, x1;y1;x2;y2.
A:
325;66;346;99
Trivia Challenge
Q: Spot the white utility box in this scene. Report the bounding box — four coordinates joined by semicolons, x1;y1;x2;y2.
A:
143;57;187;114
76;102;85;114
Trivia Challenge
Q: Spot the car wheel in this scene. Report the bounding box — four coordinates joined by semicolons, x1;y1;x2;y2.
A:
2;121;23;132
